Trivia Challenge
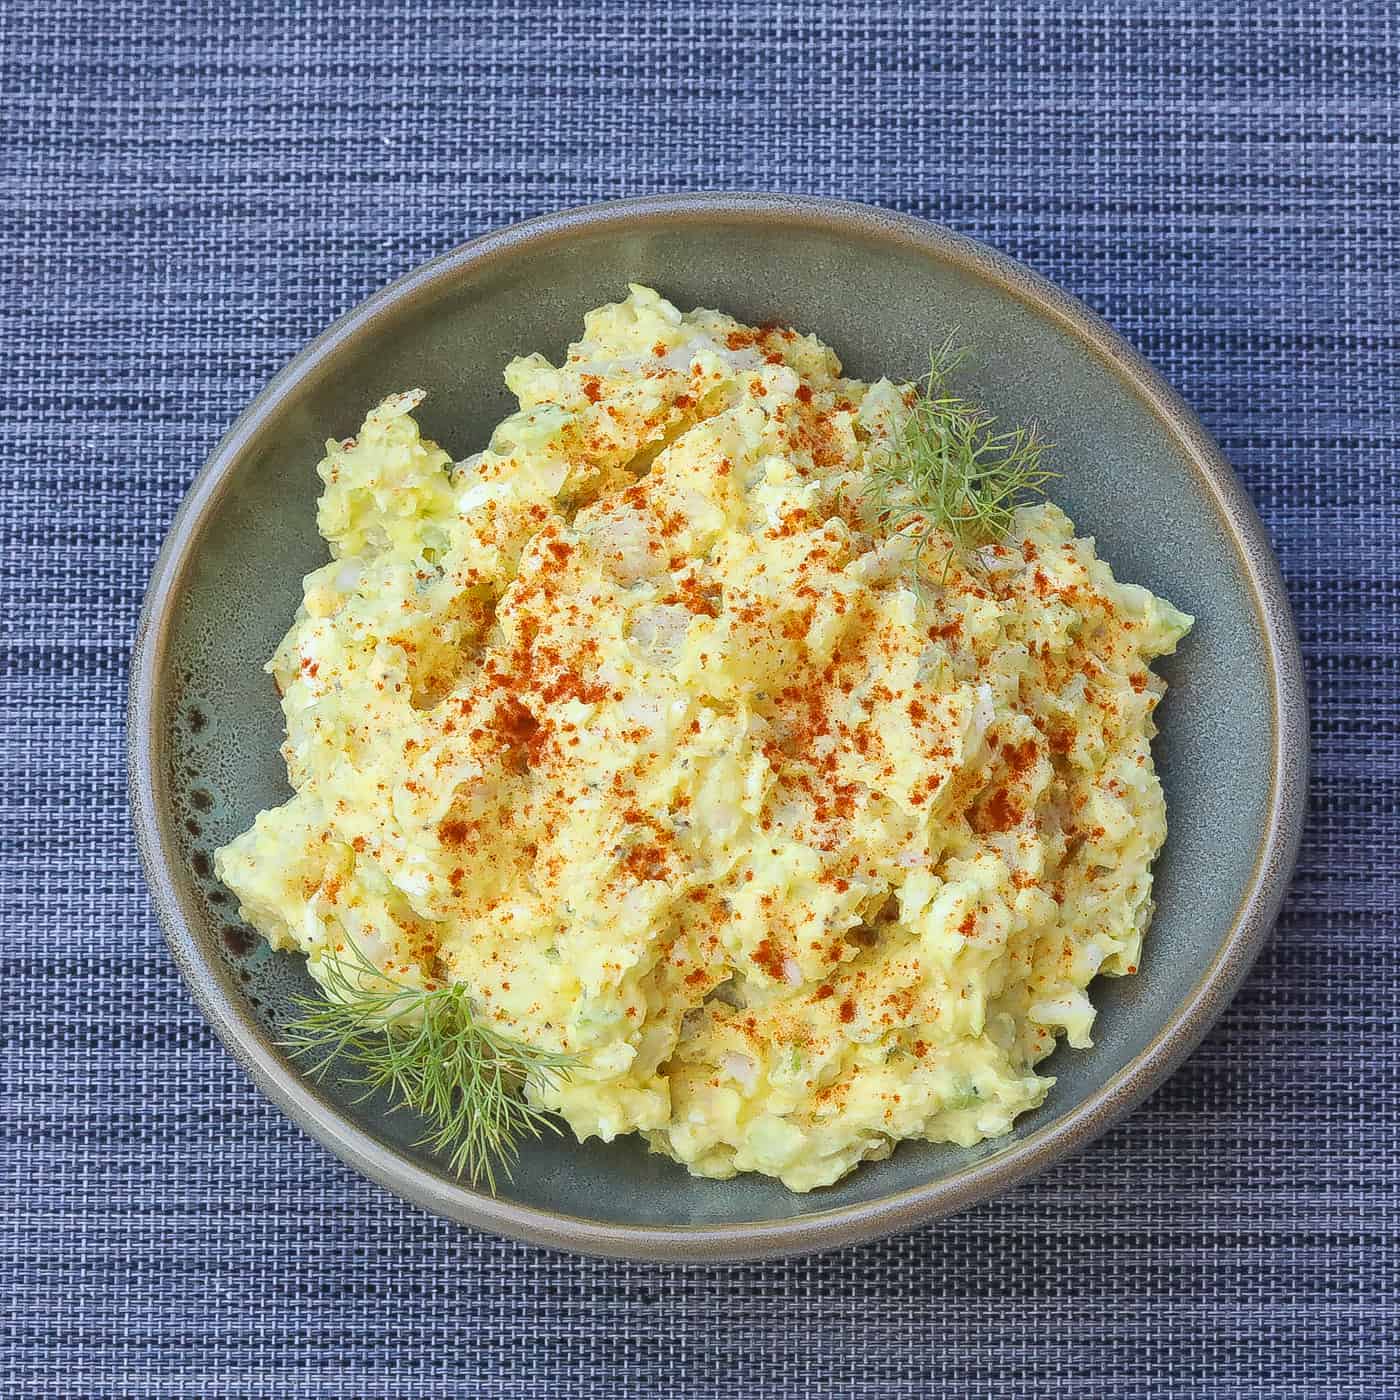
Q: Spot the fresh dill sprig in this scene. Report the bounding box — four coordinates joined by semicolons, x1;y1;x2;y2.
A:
865;336;1056;579
282;940;577;1193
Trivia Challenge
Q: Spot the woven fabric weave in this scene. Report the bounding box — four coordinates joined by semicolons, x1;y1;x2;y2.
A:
3;1;1396;1395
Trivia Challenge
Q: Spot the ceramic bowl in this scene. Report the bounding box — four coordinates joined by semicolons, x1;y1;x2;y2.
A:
128;194;1307;1262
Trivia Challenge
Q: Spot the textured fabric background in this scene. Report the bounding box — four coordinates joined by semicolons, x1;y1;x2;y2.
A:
3;1;1396;1396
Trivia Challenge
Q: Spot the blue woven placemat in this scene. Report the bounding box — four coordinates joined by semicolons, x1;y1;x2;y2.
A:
4;2;1396;1395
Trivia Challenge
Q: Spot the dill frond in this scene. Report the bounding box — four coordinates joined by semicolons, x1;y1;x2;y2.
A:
282;940;577;1193
865;337;1056;579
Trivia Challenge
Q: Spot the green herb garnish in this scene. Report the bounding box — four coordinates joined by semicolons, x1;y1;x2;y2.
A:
865;337;1056;578
283;940;577;1192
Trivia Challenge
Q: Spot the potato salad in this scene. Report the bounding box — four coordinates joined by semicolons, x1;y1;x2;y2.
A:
216;286;1191;1192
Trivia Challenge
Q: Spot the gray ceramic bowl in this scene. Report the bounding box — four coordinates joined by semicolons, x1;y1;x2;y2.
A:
128;194;1307;1262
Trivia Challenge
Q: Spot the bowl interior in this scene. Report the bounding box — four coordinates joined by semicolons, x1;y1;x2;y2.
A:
156;207;1276;1233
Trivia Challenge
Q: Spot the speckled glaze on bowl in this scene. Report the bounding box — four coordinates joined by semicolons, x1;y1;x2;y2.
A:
128;194;1307;1263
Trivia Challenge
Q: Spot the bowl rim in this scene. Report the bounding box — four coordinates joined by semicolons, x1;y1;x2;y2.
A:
127;191;1308;1263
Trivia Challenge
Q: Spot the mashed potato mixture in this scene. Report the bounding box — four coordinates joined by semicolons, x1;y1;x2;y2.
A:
216;287;1191;1191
